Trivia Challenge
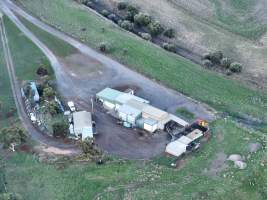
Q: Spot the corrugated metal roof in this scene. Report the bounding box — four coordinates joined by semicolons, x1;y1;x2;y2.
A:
118;104;141;118
125;99;148;111
73;111;92;130
178;136;193;145
142;105;169;121
144;118;157;126
186;129;203;140
115;93;149;105
96;88;122;103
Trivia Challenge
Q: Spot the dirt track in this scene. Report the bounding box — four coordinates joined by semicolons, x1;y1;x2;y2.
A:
0;0;216;159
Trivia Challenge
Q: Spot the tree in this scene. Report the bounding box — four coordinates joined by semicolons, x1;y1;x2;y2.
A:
98;42;111;53
164;28;175;38
202;59;213;68
210;51;223;64
43;87;55;99
0;127;27;149
101;9;109;17
119;20;134;31
79;138;102;156
139;32;152;41
117;2;128;10
47;100;59;116
134;13;151;26
148;21;164;36
52;121;69;138
221;57;231;68
230;62;242;73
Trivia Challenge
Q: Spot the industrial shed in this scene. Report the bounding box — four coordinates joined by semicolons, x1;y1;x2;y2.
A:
96;88;123;110
72;111;94;140
117;104;142;126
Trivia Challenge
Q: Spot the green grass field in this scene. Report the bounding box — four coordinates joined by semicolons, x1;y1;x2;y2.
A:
3;119;267;199
3;16;51;81
15;0;267;122
17;15;77;58
0;20;17;127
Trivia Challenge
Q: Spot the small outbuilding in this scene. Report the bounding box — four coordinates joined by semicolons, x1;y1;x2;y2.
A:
72;111;94;140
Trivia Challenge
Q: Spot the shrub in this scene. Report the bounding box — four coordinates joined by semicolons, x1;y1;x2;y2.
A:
118;2;128;10
210;51;223;64
108;13;117;22
0;127;27;149
127;5;139;15
230;62;242;73
202;52;211;60
120;20;134;31
148;21;164;36
139;32;152;41
98;42;111;53
47;100;59;116
101;9;109;17
162;42;176;53
221;57;231;68
52;121;69;138
43;86;55;99
164;28;175;38
134;13;151;26
36;67;48;76
124;11;135;22
202;59;213;68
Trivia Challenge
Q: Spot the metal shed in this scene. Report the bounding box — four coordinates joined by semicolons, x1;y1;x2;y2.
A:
73;111;93;140
96;88;123;109
117;104;142;125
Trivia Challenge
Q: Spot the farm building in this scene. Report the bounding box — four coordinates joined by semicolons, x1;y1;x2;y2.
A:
96;88;149;110
96;88;189;133
72;111;94;140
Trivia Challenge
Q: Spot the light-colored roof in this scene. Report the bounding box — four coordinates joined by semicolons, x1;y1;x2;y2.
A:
177;136;193;145
96;88;123;103
142;105;169;121
144;118;157;126
115;93;149;105
186;129;203;141
125;99;148;111
169;114;189;127
165;140;187;157
73;111;92;129
118;104;141;118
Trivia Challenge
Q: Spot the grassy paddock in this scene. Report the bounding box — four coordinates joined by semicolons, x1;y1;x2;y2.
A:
17;15;77;57
15;0;267;122
0;19;17;127
3;16;52;81
4;119;267;199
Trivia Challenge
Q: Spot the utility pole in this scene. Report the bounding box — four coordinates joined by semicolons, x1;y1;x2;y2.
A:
91;97;94;114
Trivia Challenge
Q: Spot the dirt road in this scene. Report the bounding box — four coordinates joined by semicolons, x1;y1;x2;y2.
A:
0;1;216;159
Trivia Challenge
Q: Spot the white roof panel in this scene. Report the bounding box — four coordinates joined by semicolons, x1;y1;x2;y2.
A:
73;111;92;130
165;140;187;157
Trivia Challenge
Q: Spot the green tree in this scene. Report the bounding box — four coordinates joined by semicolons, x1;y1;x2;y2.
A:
0;127;27;149
47;100;59;116
134;13;151;26
148;21;164;36
52;121;69;138
43;87;55;99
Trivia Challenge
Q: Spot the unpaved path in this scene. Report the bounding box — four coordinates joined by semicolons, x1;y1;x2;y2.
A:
0;1;216;159
0;15;80;156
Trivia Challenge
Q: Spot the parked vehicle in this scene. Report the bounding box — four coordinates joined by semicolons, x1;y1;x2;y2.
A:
67;101;76;112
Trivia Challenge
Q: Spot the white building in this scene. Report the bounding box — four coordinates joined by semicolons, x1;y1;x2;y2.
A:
72;111;94;140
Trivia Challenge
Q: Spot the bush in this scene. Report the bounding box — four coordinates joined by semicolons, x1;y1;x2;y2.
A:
108;13;117;22
0;127;27;149
101;9;109;17
148;21;164;36
230;62;242;73
202;59;213;68
47;100;60;116
124;11;135;22
134;13;151;26
36;66;48;76
210;51;223;64
127;5;139;15
98;42;111;53
221;57;231;68
52;121;69;138
162;42;176;53
118;2;128;10
120;20;134;31
139;32;152;41
164;28;175;38
202;52;211;60
43;86;55;99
